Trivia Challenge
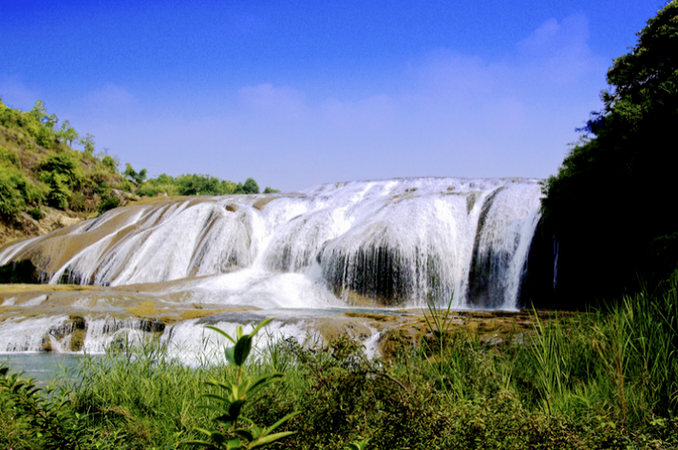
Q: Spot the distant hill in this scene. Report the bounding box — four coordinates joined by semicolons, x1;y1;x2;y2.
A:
0;98;277;246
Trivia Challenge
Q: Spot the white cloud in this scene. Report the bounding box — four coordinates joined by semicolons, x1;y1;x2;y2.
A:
516;15;604;86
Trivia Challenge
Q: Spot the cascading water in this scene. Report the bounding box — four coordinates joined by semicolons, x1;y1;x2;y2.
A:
0;177;543;356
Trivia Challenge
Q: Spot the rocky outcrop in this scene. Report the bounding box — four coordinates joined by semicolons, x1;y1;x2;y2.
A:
0;207;84;247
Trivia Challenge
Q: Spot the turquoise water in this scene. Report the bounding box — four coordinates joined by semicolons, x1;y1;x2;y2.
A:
1;353;84;385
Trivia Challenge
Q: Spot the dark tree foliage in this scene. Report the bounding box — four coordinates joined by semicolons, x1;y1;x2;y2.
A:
175;174;227;196
541;1;678;305
123;163;147;185
241;177;260;194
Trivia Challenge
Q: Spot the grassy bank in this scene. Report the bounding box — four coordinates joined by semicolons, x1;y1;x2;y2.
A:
2;275;678;449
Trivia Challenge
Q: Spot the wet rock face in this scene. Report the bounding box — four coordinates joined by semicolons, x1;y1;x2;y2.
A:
0;207;83;247
0;260;41;284
319;243;444;307
467;248;514;308
42;315;87;352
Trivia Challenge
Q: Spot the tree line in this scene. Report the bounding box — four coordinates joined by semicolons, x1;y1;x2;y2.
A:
540;0;678;305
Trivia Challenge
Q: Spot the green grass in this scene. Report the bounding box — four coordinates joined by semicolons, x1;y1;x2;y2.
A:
2;274;678;449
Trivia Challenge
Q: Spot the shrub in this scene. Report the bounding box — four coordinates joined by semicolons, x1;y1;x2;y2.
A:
68;191;90;213
0;168;24;218
27;206;45;220
0;145;19;167
97;193;121;214
136;184;161;197
40;171;72;209
181;319;298;450
0;164;44;219
40;153;82;188
101;154;118;172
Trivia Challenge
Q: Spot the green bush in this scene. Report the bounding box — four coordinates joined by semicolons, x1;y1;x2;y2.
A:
40;171;72;209
541;1;678;302
135;184;162;197
67;191;90;213
0;145;19;167
0;168;24;218
40;153;82;188
0;164;44;219
27;206;45;220
181;319;298;450
97;193;121;214
3;285;673;450
101;154;119;172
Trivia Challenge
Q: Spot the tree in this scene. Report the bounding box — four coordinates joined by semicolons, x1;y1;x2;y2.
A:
79;133;95;155
57;120;80;147
101;154;119;172
29;100;48;123
541;1;678;305
123;163;147;185
242;177;260;194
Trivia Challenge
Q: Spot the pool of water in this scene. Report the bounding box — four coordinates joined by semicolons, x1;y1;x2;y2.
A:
1;353;85;385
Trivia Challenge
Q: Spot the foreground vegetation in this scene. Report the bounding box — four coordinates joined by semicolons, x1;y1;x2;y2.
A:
2;272;677;449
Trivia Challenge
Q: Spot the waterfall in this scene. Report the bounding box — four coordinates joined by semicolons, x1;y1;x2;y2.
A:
0;177;542;310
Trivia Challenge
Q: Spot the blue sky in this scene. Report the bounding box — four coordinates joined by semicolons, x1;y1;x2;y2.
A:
0;0;665;192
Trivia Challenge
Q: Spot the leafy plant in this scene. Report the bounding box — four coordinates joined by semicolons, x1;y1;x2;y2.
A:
0;364;121;450
27;206;45;220
345;436;370;450
180;318;298;450
97;193;121;214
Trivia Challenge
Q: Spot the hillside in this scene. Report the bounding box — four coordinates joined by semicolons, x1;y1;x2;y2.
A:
0;98;277;247
0;98;133;246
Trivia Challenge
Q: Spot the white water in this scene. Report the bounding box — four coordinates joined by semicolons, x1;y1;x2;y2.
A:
0;313;322;366
0;177;543;310
0;316;70;352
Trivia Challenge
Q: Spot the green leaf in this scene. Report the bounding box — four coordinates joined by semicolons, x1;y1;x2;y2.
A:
228;399;245;421
211;431;226;445
249;431;298;449
224;346;236;366
227;438;243;449
245;373;284;396
194;427;217;437
214;416;234;427
201;393;232;406
204;325;236;345
204;379;233;392
266;411;300;434
249;318;274;338
233;335;252;366
234;429;254;442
